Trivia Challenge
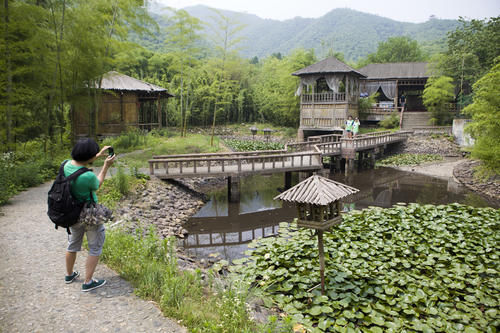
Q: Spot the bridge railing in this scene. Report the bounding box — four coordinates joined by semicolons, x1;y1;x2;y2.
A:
152;150;286;160
308;133;343;143
149;150;322;176
316;142;341;155
341;131;412;149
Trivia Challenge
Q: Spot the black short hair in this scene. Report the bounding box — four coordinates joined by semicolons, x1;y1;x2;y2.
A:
71;138;99;162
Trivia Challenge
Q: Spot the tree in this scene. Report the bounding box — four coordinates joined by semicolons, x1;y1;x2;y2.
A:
430;17;500;107
252;49;316;126
422;76;454;125
163;8;203;136
208;8;245;145
359;36;425;66
463;59;500;174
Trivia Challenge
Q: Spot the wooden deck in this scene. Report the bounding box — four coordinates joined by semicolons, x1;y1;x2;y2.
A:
148;130;412;179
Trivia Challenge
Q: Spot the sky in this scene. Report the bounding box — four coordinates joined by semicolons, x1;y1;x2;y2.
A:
157;0;500;23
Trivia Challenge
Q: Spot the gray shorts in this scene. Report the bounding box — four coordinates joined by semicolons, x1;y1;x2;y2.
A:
67;222;106;256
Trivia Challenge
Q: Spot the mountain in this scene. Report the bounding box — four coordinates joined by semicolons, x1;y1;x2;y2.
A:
144;3;459;61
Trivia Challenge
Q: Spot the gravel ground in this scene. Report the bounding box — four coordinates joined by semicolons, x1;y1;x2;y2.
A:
391;134;499;205
394;135;462;157
453;159;500;205
0;182;186;333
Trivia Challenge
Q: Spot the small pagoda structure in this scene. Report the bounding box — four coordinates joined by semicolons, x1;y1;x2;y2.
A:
274;175;359;294
292;57;366;140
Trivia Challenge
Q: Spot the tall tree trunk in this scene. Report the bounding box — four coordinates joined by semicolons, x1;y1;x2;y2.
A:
94;1;118;138
4;0;12;150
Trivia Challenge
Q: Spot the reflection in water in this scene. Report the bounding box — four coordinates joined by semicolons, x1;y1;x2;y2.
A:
181;168;495;262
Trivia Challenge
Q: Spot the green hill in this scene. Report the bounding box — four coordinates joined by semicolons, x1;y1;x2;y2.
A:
143;3;459;61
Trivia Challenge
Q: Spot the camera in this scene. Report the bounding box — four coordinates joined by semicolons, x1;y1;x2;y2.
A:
108;147;114;156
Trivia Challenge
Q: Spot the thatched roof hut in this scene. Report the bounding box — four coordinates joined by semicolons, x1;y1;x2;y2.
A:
74;71;173;137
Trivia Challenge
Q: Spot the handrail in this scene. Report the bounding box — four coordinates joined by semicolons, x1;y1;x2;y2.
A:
149;130;412;177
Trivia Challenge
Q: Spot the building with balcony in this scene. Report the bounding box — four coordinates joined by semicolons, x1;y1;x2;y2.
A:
292;57;366;141
293;58;432;136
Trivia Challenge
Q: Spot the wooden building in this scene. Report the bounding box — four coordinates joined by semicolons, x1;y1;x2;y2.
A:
292;57;367;141
73;71;173;137
358;62;429;112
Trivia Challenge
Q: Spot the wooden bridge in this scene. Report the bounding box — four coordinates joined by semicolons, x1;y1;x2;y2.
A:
148;130;412;179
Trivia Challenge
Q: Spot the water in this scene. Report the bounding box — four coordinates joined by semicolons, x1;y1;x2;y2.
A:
181;168;495;262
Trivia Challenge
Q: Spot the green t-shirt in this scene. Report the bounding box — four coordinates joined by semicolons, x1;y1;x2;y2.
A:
63;160;99;203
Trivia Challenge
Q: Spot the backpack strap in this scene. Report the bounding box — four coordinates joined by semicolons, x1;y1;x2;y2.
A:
60;160;90;182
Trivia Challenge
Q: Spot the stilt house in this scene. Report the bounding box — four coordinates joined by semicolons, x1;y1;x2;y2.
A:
73;71;173;137
358;62;431;129
292;57;366;141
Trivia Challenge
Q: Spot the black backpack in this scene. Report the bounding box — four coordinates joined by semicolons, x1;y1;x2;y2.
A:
47;160;90;234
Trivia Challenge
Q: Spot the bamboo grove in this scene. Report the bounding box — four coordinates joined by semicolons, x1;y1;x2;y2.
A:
1;1;498;155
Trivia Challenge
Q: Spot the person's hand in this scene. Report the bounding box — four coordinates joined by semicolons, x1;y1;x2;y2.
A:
97;146;112;158
103;154;116;168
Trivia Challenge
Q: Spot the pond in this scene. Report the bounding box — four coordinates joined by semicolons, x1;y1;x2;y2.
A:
180;167;496;262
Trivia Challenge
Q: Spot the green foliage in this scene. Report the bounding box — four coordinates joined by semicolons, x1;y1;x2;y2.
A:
0;140;67;205
376;153;443;166
224;139;284;152
430;17;500;95
102;128;150;152
101;228;287;332
150;7;456;62
253;49;316;126
230;204;500;332
463;59;500;174
361;36;426;65
98;171;146;209
378;112;400;129
0;0;152;147
357;93;378;115
423;76;455;125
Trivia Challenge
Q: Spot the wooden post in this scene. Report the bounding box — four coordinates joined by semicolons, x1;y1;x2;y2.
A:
157;95;162;129
284;171;292;190
228;176;240;203
318;230;325;295
358;152;363;171
120;93;124;132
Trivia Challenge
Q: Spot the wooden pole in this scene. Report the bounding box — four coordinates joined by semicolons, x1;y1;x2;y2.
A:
318;230;325;295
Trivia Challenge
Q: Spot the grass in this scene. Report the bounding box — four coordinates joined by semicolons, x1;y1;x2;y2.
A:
225;123;298;140
97;167;148;209
101;130;222;167
376;153;443;167
100;228;293;332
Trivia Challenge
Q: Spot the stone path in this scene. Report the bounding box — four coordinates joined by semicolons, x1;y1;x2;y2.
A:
0;182;186;333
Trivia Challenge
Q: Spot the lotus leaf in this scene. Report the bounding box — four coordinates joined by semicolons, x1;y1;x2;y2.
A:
228;203;499;332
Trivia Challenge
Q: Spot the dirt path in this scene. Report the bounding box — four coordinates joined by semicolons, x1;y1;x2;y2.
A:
391;157;464;180
0;182;186;333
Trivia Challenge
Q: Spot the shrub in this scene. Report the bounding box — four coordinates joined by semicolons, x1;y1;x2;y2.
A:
379;112;400;129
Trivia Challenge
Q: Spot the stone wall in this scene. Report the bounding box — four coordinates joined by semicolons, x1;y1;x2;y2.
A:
452;119;475;147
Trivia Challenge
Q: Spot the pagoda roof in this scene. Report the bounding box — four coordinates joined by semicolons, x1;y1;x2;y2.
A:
274;175;359;206
292;57;366;77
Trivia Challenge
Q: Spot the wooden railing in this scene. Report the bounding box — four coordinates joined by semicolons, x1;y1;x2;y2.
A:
341;131;412;150
364;106;402;114
301;117;345;128
308;133;343;143
301;92;346;104
149;149;322;178
148;131;412;178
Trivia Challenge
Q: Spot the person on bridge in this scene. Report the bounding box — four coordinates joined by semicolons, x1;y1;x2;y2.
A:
64;138;115;292
345;115;355;138
353;117;360;137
